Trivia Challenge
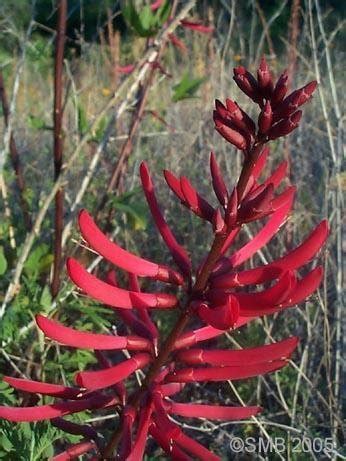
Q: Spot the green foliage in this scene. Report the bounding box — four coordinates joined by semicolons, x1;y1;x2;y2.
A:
0;247;8;275
23;244;53;281
122;0;171;37
109;188;148;231
172;73;206;102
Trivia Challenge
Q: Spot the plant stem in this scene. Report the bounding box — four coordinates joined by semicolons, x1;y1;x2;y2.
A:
0;72;31;230
51;0;67;298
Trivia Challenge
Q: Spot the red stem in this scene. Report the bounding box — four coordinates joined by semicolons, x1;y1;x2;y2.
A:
0;72;32;230
51;0;67;298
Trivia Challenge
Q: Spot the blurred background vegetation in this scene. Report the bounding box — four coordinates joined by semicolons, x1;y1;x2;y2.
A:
0;1;344;459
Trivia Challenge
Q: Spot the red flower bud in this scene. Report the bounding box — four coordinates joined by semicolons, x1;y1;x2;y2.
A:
210;152;229;206
214;111;249;150
268;110;302;139
257;56;274;97
271;70;288;106
233;66;262;104
258;101;273;134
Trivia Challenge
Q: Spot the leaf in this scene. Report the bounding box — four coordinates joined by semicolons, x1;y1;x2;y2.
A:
40;286;52;310
139;5;153;31
122;0;170;37
24;244;53;279
0;247;7;275
115;202;147;231
77;103;88;136
27;115;46;130
155;0;171;25
172;73;206;102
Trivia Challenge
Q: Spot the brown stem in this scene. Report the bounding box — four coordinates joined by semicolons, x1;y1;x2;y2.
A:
51;0;67;298
96;45;167;217
0;72;31;230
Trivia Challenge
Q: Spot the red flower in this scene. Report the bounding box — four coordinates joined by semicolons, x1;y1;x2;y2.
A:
0;58;326;460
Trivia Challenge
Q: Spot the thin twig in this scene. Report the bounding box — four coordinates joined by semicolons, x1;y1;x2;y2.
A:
51;0;67;298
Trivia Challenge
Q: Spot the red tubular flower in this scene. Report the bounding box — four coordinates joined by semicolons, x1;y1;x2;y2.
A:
36;314;153;351
78;209;183;285
52;440;97;461
177;336;298;366
180;20;214;34
67;258;177;309
75;353;151;390
0;394;117;422
140;161;191;276
0;58;326;460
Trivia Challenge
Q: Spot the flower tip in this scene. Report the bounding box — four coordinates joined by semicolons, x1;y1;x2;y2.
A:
233;66;245;75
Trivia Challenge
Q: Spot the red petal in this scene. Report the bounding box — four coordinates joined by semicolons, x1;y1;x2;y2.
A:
239;267;323;316
173;318;250;350
36;314;152;351
75;353;151;390
234;271;296;310
180;20;214;34
3;376;83;399
117;64;135;74
163;170;185;202
52;441;96;461
167;402;262;420
67;258;177;309
0;394;116;422
79;210;183;285
180;176;215;221
168;33;188;53
198;296;239;330
166;360;288;383
227;189;295;267
177;337;298;366
251;146;270;180
210;152;228;206
149;423;192;461
126;403;153;461
140;162;191;275
215;220;328;288
262;160;288;189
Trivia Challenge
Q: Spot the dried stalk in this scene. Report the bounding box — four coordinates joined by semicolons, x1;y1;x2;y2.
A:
51;0;67;298
0;0;196;319
0;72;31;230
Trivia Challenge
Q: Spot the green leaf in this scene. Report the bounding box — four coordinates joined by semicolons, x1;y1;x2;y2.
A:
24;244;53;279
27;115;51;131
114;201;147;231
155;0;171;26
40;285;52;310
0;247;7;275
139;5;153;31
77;103;88;136
0;434;13;452
172;73;206;102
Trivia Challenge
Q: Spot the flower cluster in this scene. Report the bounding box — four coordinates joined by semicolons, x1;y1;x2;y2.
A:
0;58;327;460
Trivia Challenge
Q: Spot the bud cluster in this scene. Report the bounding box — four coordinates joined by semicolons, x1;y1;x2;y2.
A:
214;57;317;151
